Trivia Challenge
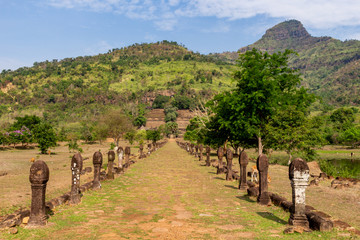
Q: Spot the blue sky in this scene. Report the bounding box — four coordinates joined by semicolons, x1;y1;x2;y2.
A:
1;0;360;71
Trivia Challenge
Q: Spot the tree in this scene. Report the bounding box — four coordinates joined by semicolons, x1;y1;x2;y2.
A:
330;107;355;131
152;95;170;109
208;49;314;156
98;109;133;146
124;129;137;144
146;129;162;143
32;122;57;154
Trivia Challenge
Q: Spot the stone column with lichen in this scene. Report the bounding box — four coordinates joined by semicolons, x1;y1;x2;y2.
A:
205;146;211;166
289;158;310;228
70;153;83;204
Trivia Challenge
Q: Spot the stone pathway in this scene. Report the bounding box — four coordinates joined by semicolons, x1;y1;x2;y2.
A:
1;141;349;239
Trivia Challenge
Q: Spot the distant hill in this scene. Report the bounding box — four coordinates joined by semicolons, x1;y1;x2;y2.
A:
214;20;360;105
0;41;236;125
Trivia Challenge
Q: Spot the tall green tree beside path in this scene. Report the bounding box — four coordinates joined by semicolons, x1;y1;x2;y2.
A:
208;48;315;156
32;122;57;154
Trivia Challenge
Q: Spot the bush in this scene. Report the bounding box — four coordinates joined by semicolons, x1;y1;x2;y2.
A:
152;95;170;109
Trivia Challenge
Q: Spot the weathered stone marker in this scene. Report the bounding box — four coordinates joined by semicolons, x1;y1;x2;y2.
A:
139;144;144;159
147;143;152;155
124;146;131;166
190;144;194;155
205;146;211;166
107;151;115;180
28;160;49;227
257;154;271;205
226;148;233;181
238;151;249;190
195;145;199;158
116;146;124;169
69;153;83;205
289;158;310;228
186;143;190;153
199;144;203;161
92;151;103;190
216;147;224;174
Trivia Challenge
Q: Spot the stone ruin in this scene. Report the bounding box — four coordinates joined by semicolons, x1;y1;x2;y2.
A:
256;154;271;205
69;153;83;205
225;148;233;181
238;151;249;190
198;144;203;161
288;158;310;230
216;147;225;174
107;151;115;180
92;151;103;190
28;160;50;227
205;146;211;167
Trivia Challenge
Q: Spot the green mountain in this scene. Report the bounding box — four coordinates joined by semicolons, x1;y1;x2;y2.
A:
217;20;360;105
0;41;236;125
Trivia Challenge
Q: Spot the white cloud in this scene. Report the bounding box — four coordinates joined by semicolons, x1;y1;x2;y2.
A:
46;0;360;30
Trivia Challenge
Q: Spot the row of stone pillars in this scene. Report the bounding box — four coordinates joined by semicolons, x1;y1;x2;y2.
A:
177;141;311;230
26;139;171;227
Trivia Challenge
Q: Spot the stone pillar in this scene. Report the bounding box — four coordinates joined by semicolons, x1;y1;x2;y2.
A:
125;146;131;166
147;143;152;155
226;148;233;181
289;158;310;228
70;153;83;205
199;144;203;161
92;151;103;190
116;146;124;169
107;151;115;180
257;154;271;205
216;147;224;174
190;144;194;155
186;143;190;153
195;145;199;158
139;144;144;159
205;146;211;166
238;151;249;190
28;160;49;227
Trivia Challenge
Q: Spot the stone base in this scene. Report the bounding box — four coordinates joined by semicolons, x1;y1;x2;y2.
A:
257;191;271;205
289;213;309;229
239;182;247;190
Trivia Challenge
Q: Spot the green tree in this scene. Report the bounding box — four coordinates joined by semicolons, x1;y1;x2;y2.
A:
330;107;355;131
152;95;170;109
208;49;314;156
32;122;57;154
124;129;137;145
146;129;162;143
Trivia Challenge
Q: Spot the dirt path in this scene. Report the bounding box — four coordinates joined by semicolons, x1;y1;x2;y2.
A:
1;141;353;239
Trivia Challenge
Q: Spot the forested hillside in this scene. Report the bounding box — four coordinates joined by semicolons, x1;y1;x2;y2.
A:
0;41;236;126
214;20;360;106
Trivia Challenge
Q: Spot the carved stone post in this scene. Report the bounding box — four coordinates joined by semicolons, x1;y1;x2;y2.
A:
186;143;190;153
289;158;310;228
124;146;131;167
92;151;103;190
216;147;224;174
28;160;49;227
238;151;249;190
226;148;233;181
116;146;124;169
190;144;194;155
195;145;199;158
70;153;83;205
199;144;203;161
139;144;144;159
257;154;271;205
107;151;115;180
205;146;211;166
148;143;153;155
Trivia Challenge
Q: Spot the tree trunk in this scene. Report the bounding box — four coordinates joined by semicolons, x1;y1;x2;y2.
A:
257;135;263;156
287;151;292;165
